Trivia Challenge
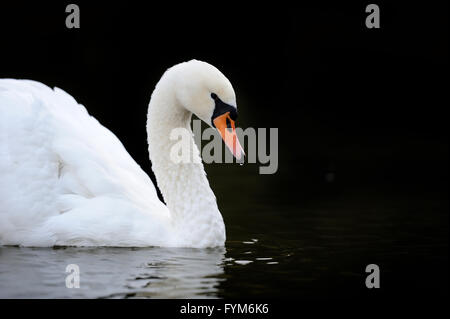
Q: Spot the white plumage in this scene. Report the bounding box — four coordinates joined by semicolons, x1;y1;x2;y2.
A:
0;60;240;248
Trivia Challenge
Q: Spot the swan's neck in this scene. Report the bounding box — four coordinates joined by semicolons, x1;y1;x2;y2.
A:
146;77;225;247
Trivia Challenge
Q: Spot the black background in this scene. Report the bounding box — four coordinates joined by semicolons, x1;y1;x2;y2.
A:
0;0;448;302
1;1;447;199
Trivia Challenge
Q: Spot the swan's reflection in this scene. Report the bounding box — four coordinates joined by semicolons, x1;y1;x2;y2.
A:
0;246;226;298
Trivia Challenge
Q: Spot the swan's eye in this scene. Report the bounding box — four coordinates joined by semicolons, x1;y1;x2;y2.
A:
211;93;218;100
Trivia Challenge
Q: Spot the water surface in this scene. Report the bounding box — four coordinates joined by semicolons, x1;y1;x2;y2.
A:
0;167;448;298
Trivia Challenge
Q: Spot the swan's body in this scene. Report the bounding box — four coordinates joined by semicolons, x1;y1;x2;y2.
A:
0;60;243;248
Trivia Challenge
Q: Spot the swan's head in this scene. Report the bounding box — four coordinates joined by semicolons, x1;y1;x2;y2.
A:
170;60;244;160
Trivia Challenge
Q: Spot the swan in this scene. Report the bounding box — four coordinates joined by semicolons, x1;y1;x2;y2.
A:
0;60;244;248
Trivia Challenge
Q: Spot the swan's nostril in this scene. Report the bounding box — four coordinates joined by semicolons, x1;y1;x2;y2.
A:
226;117;232;129
211;98;237;127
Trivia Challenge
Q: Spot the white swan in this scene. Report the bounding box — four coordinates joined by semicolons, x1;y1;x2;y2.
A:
0;60;244;248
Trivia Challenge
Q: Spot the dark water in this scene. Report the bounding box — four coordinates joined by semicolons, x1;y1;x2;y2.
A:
0;165;448;299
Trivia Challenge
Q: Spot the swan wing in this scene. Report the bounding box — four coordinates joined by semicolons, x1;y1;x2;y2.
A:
0;79;170;246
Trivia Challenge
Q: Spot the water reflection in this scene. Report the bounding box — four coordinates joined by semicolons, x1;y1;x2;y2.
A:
0;191;447;299
0;246;226;298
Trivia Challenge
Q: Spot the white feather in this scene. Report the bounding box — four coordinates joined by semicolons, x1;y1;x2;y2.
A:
0;60;236;248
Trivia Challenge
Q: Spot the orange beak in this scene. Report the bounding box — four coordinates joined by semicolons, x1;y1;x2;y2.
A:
213;112;245;161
